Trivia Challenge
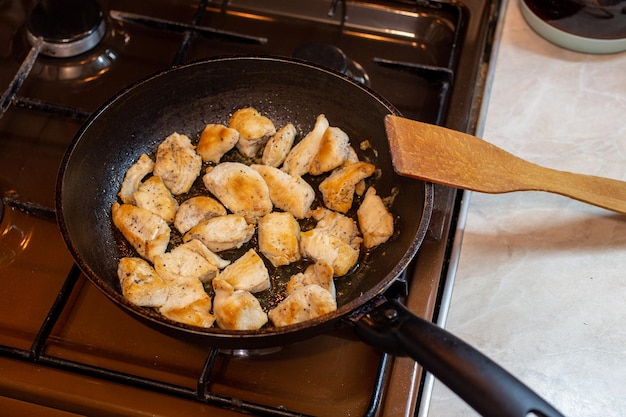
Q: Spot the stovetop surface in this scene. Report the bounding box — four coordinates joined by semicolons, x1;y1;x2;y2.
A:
0;1;501;415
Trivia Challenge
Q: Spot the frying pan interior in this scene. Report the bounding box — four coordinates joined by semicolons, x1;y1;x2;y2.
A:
56;56;432;345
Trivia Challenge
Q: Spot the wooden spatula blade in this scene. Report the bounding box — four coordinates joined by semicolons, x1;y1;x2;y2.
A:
384;114;626;214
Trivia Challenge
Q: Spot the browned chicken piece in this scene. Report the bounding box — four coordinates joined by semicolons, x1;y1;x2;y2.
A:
117;257;169;307
118;153;155;204
153;132;202;195
257;211;301;267
286;260;335;298
310;207;362;250
196;123;240;163
212;279;268;330
282;114;329;176
111;202;170;263
318;161;375;213
158;277;215;328
261;123;297;167
229;107;276;157
133;176;179;224
251;164;315;219
174;196;227;234
268;284;337;327
154;239;229;285
299;228;359;277
183;214;254;253
308;126;351;175
357;187;395;249
217;248;270;293
202;162;273;223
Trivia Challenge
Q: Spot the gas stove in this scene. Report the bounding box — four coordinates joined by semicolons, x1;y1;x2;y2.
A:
0;1;502;415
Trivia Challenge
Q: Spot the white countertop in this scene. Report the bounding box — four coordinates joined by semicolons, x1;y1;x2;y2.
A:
428;1;626;416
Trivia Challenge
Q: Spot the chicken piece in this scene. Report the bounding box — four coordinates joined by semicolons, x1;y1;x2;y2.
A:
258;212;301;267
183;214;254;253
196;123;239;163
286;260;335;298
174;196;227;234
308;126;351;175
118;154;154;204
318;161;375;213
203;162;273;223
153;132;202;195
229;107;276;157
251;164;315;219
268;284;337;327
218;249;270;293
212;279;268;330
282;114;329;176
133;176;179;224
154;239;228;285
310;207;362;250
158;277;215;328
299;228;359;277
111;202;170;263
181;239;231;269
117;257;169;307
262;123;297;167
357;187;395;249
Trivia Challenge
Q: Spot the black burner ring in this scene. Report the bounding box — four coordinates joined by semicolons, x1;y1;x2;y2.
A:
26;0;106;58
293;43;370;86
293;43;350;75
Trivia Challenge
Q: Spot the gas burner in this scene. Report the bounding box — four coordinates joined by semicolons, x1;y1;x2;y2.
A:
30;48;117;82
26;0;106;58
293;43;370;86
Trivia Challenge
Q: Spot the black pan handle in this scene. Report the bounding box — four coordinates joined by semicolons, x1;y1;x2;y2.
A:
353;297;566;417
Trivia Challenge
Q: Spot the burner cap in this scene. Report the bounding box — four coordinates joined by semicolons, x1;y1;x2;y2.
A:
26;0;106;58
293;43;349;74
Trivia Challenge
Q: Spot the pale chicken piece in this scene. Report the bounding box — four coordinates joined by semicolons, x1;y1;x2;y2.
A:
299;228;359;277
229;107;276;157
357;187;395;249
179;238;231;270
153;132;202;195
218;249;270;293
257;211;301;267
174;196;227;234
212;279;268;330
202;162;273;223
111;202;170;263
268;284;337;327
286;260;335;299
154;240;227;285
117;257;169;307
133;176;179;224
196;123;240;163
158;277;215;328
318;161;375;213
308;126;351;175
251;164;315;219
118;153;154;204
282;114;329;176
183;214;254;253
261;123;297;167
310;207;362;250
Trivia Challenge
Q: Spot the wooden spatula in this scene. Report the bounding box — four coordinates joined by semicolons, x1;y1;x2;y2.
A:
385;115;626;215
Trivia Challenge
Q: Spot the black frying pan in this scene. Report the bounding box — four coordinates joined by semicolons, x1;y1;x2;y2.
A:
56;56;565;417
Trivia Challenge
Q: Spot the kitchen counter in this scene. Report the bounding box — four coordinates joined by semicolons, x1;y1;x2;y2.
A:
427;1;626;416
